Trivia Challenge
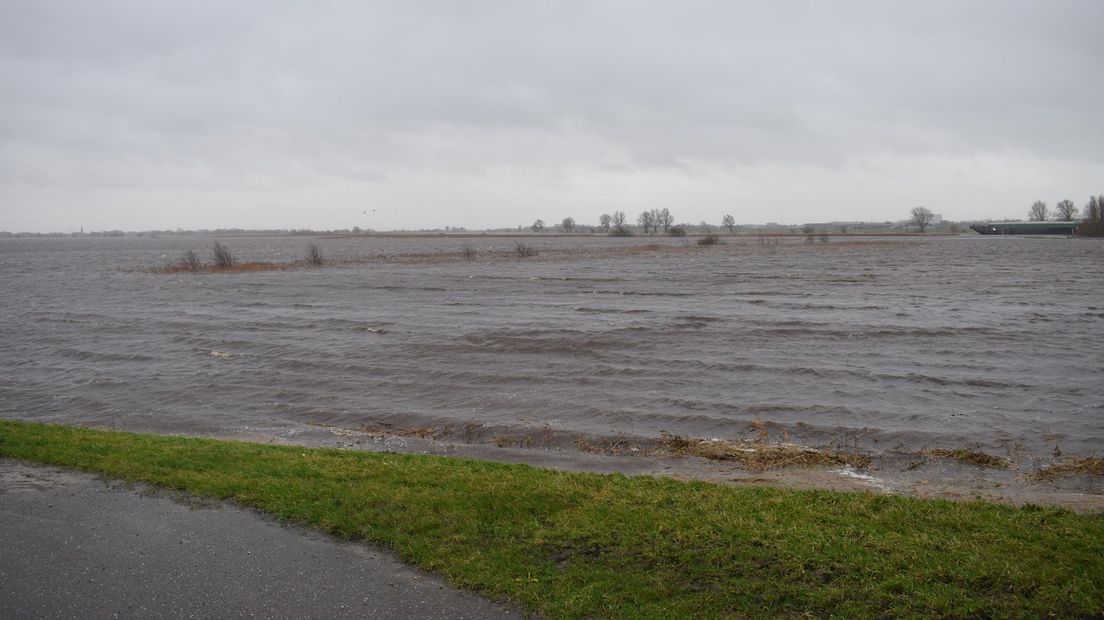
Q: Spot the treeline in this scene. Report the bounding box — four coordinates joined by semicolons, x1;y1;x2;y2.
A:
1027;196;1102;223
531;210;690;236
532;209;746;237
1025;195;1104;236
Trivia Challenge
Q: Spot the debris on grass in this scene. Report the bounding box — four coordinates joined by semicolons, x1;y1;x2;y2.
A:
924;449;1011;469
572;436;641;456
1028;457;1104;481
318;421;870;472
661;433;871;471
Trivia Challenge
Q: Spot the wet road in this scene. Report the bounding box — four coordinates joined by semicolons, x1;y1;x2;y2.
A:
0;459;522;619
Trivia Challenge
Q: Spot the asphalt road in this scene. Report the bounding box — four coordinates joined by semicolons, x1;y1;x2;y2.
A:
0;459;524;619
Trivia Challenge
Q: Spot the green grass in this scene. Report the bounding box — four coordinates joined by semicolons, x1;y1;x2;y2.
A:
1;420;1101;618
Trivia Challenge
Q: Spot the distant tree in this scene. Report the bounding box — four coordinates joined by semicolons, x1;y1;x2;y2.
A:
910;207;933;232
531;219;545;233
561;217;576;233
599;214;611;232
655;208;674;232
611;211;627;232
699;221;713;233
1078;195;1104;237
1054;200;1077;221
638;210;655;234
1028;201;1049;221
722;214;736;233
1084;196;1102;223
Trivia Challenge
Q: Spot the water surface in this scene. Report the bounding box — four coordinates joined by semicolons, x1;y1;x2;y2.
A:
1;234;1100;462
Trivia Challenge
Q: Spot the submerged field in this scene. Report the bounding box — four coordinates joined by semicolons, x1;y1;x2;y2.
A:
0;234;1102;504
2;420;1102;618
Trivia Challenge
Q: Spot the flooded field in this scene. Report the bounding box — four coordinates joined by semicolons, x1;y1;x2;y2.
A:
2;234;1102;504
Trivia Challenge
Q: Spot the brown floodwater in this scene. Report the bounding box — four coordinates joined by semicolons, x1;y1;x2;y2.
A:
1;234;1101;504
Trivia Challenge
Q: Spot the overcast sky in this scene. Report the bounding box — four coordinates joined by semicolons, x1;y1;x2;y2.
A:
2;1;1102;232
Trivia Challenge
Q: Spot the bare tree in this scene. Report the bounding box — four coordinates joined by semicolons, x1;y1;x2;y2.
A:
306;242;324;266
599;214;611;232
910;207;933;232
803;224;816;243
608;211;630;235
211;242;235;269
655;208;674;232
638;210;655;234
1054;200;1077;221
1085;196;1103;223
531;219;545;233
180;249;201;270
1028;201;1049;221
561;217;576;233
722;214;736;233
1078;196;1104;237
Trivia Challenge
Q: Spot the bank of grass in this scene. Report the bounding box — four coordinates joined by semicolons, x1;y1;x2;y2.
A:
1;420;1101;618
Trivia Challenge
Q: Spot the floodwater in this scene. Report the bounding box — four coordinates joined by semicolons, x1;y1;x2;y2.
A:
1;234;1102;487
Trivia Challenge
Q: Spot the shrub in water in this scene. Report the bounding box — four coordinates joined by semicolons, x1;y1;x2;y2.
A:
307;243;324;266
180;249;201;270
212;242;235;269
514;241;539;257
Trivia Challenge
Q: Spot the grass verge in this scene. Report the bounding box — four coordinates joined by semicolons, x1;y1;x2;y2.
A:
1;420;1101;618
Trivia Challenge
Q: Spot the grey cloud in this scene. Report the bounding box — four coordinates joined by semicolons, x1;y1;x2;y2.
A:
2;0;1102;230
